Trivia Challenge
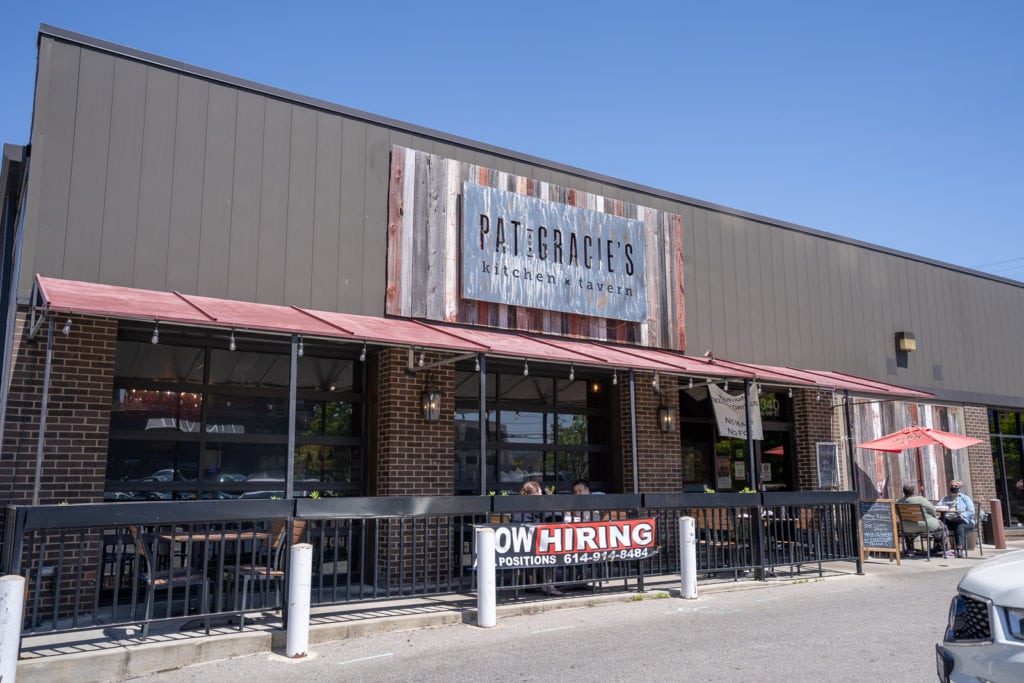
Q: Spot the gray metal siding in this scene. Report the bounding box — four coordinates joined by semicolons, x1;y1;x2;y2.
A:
19;33;1024;407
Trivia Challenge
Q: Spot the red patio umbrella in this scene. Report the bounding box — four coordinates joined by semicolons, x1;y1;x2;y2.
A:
856;425;981;453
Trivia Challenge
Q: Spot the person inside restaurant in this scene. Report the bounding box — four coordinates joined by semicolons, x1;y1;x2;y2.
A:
937;480;976;558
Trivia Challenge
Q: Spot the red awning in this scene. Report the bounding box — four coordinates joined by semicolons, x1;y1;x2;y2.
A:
34;274;931;400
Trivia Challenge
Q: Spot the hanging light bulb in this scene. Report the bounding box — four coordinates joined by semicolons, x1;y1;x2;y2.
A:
359;342;367;362
418;351;425;367
474;356;480;372
569;363;575;381
297;337;304;357
816;390;822;401
229;330;236;352
724;380;729;391
652;371;660;391
151;323;159;345
612;369;618;386
688;377;694;389
62;318;72;336
523;359;529;377
788;387;793;398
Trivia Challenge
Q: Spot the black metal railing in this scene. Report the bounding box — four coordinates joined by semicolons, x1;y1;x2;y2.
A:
3;492;858;642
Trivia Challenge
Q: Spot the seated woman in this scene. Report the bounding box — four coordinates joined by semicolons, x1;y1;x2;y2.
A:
896;482;945;556
515;481;562;596
938;480;976;557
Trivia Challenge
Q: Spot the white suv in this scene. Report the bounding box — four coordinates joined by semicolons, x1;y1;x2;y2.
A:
937;549;1024;681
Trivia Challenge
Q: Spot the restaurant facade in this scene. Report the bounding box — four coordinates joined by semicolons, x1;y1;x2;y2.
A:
2;25;1023;530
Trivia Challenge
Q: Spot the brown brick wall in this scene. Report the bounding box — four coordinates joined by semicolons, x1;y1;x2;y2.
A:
793;388;844;491
619;371;681;493
963;404;996;513
2;310;116;505
374;348;455;496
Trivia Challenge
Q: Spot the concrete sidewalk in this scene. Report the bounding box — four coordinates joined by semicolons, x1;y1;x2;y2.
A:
16;541;1024;682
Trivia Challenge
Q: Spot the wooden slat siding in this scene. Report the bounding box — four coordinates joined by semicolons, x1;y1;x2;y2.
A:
643;206;660;348
166;75;208;295
671;211;686;352
516;175;531;332
385;147;406;315
409;152;431;318
564;187;582;337
444;157;460;322
134;66;178;294
495;170;511;331
400;148;417;316
424;153;447;320
539;180;555;335
385;146;684;349
100;57;147;288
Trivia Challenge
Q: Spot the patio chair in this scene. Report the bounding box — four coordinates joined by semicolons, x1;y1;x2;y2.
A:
959;504;986;558
129;526;210;638
894;503;945;561
229;519;307;629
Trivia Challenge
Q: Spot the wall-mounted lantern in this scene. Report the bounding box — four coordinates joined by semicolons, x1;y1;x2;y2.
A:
895;331;916;353
421;387;442;423
658;405;678;433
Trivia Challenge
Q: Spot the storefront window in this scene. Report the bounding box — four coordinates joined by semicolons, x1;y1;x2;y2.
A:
105;336;365;500
990;410;1024;527
454;369;610;494
679;386;794;491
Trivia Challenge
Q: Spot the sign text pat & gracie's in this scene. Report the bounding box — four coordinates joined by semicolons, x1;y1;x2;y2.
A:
462;182;648;322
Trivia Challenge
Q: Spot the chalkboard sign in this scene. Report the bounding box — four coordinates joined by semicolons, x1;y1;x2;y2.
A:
816;442;839;489
858;499;901;565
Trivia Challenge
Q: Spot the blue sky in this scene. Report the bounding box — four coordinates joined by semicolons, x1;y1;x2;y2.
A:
3;2;1022;279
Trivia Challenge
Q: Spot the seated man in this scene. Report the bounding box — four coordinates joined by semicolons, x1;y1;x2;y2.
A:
938;480;976;557
896;482;944;556
567;479;606;522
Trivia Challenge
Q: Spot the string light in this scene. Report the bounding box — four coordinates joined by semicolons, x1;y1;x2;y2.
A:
474;356;480;372
151;323;159;345
523;359;529;377
688;377;694;389
569;363;575;381
652;371;660;391
788;387;793;398
724;380;729;391
418;351;425;367
229;330;236;352
359;342;367;362
62;318;71;336
297;337;304;357
612;369;618;386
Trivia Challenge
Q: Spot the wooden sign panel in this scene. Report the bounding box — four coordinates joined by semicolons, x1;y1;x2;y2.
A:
858;499;901;565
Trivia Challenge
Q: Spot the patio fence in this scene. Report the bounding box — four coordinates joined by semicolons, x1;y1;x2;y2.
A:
2;491;859;641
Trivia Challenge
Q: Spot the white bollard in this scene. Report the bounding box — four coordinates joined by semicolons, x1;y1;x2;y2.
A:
1;574;26;682
680;516;698;599
476;527;496;628
286;543;312;658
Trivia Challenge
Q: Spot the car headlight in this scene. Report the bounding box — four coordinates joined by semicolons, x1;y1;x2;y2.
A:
1006;607;1024;641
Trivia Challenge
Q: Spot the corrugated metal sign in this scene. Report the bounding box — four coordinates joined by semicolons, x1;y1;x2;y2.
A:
461;182;648;322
